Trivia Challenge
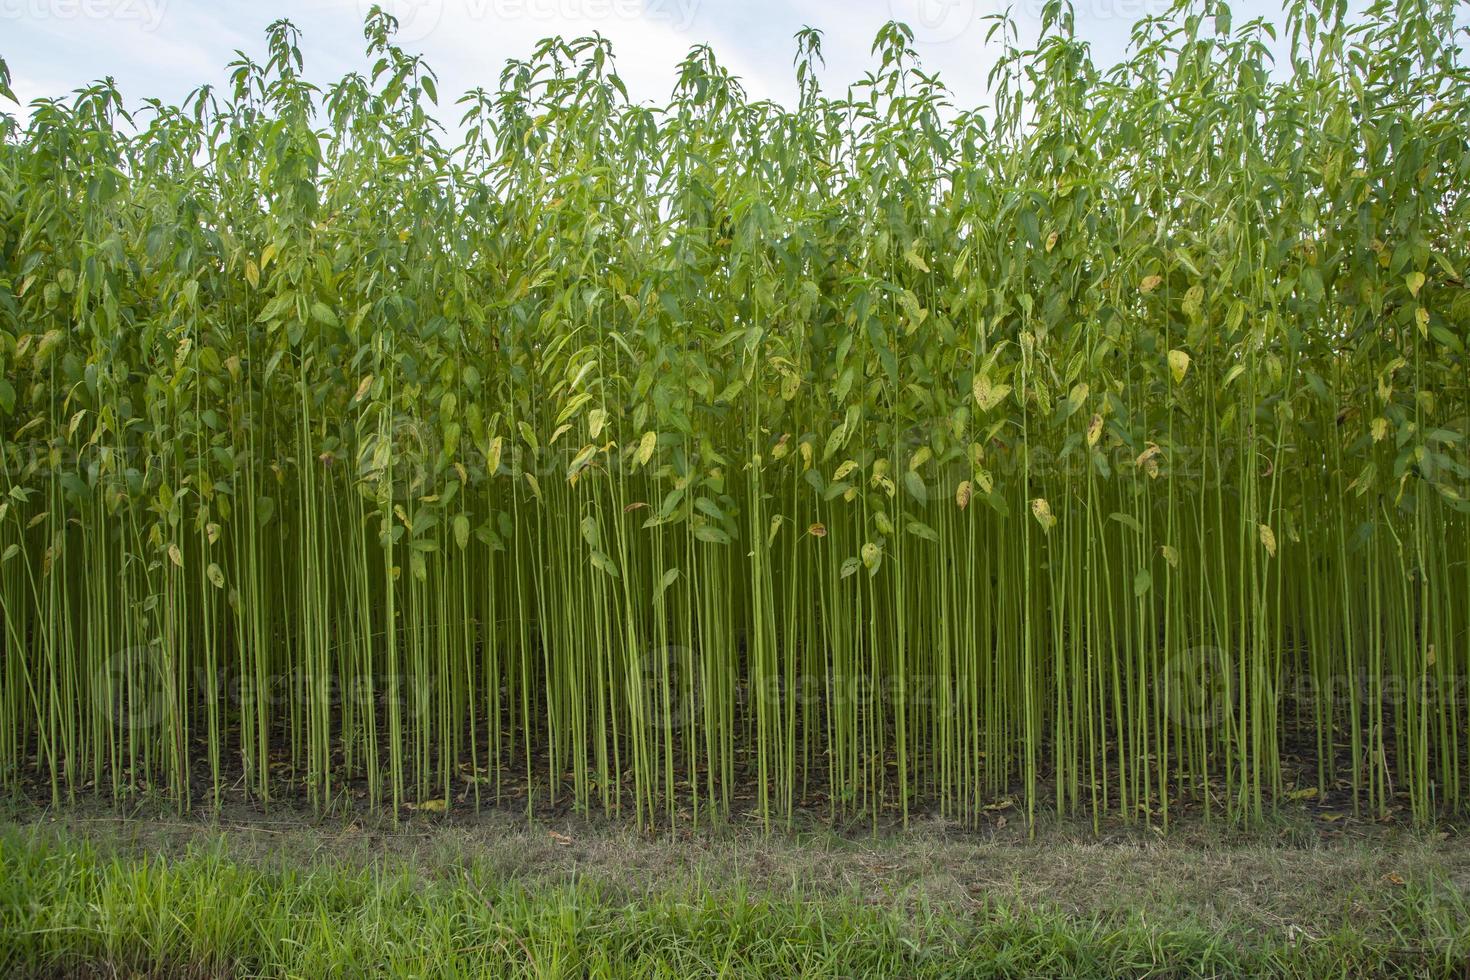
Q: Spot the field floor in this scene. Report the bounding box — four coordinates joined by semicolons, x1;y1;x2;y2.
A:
3;796;1470;977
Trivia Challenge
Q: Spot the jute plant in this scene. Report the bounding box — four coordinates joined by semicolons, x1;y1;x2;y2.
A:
1;0;1468;830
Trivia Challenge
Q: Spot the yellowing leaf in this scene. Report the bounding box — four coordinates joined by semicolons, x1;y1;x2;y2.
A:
972;373;1011;413
167;543;183;568
1371;417;1388;442
206;563;225;589
1139;274;1163;294
781;372;801;401
1406;271;1425;297
807;522;827;538
956;480;973;510
635;430;657;468
486;436;504;476
1161;545;1179;568
1259;523;1277;558
1086;413;1103;447
1167;349;1191;384
568;444;596;479
453;514;470;550
904;244;930;273
1031;497;1056;531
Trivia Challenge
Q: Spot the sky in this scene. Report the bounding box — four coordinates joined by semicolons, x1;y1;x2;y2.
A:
3;0;1286;122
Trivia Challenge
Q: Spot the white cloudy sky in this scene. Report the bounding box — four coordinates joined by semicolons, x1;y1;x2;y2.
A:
3;0;1293;120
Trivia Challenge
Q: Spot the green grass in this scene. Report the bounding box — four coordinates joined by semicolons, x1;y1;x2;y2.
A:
2;820;1469;978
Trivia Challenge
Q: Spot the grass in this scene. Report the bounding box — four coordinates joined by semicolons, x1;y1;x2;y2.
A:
2;811;1469;977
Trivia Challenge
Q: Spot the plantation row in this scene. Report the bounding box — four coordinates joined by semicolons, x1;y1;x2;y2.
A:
1;0;1468;829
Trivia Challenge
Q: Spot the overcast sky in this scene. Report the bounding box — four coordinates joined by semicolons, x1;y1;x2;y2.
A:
4;0;1292;121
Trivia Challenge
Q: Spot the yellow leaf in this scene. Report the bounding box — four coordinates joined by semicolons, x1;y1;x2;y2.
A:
1045;231;1058;253
1134;444;1161;469
486;436;503;476
1086;413;1103;447
903;245;930;273
635;430;657;468
955;480;972;510
909;446;931;471
1139;274;1163;294
1287;786;1319;801
1416;307;1429;338
1259;523;1277;558
167;543;183;568
807;522;827;538
567;444;596;479
417;798;446;813
1161;545;1179;568
588;407;607;440
206;563;225;589
244;260;259;289
1167;349;1191;384
1031;497;1056;531
1406;271;1425;297
972;373;1011;412
1371;417;1388;442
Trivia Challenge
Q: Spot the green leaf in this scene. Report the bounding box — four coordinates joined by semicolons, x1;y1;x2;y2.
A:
653;567;680;603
